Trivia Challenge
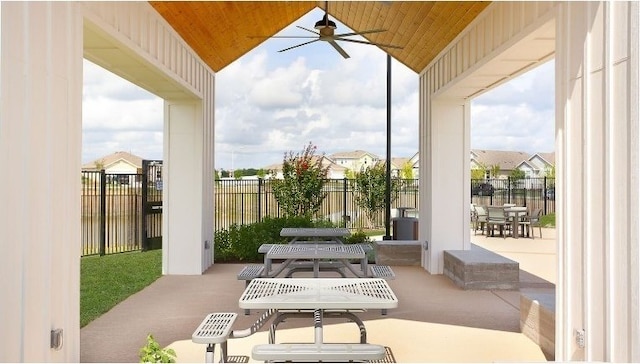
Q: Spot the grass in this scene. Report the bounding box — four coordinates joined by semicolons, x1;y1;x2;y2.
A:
80;249;162;327
540;213;556;228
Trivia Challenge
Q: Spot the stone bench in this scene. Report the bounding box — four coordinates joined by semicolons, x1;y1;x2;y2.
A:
373;240;422;266
520;292;555;360
443;244;519;290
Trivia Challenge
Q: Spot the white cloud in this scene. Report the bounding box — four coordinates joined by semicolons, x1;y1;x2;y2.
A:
81;8;555;170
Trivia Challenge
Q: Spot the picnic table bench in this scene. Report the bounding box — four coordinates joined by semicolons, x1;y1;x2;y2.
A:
240;278;397;363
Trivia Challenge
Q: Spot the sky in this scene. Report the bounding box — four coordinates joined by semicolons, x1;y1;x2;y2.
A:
82;8;555;170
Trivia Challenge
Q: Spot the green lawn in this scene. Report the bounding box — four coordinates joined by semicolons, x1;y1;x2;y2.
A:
80;250;162;327
540;213;556;228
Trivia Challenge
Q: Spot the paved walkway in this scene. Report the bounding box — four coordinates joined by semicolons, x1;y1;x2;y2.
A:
80;229;556;363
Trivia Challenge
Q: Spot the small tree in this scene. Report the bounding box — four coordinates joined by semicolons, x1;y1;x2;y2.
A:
471;162;488;180
510;167;525;180
544;164;556;178
489;164;501;178
471;167;486;180
271;142;330;217
350;162;401;229
399;161;414;179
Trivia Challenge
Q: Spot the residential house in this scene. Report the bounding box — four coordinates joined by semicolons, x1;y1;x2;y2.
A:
389;157;412;178
264;156;349;179
82;151;146;185
470;149;532;178
328;150;380;173
516;152;555;177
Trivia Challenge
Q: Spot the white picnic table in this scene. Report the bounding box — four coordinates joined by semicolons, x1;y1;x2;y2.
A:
239;278;397;344
263;243;368;278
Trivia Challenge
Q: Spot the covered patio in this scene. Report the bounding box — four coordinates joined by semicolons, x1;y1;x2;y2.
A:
80;229;556;362
2;1;639;362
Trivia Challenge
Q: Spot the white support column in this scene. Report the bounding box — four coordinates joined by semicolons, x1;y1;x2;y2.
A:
556;1;640;361
163;100;213;275
419;89;471;274
0;2;82;362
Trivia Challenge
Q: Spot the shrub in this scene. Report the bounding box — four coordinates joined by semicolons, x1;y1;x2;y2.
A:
214;216;336;262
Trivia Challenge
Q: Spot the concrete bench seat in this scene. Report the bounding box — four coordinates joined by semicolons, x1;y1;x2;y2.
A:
520;292;555;360
192;312;238;363
443;244;519;290
251;343;387;362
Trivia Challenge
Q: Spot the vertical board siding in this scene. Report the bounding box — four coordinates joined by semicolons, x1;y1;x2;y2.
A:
83;2;213;99
421;1;556;95
556;1;640;361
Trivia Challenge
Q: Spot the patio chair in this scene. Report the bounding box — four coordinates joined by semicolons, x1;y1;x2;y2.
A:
472;205;488;235
486;206;509;238
520;208;543;239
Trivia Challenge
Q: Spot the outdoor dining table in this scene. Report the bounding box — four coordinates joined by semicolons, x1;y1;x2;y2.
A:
280;227;351;244
238;278;398;345
504;206;528;238
263;243;368;278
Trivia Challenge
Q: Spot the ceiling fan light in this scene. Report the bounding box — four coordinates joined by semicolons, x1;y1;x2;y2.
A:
314;15;336;29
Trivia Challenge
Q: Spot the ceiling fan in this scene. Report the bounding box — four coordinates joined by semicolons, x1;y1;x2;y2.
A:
252;1;403;59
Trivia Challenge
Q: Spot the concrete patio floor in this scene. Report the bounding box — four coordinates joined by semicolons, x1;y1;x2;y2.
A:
80;228;556;363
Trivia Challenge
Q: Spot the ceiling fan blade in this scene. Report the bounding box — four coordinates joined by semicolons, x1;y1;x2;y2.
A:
328;39;350;59
278;39;320;53
337;38;404;49
335;29;386;37
296;26;319;35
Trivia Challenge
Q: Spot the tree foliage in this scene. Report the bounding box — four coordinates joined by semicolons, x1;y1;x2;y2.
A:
400;161;414;179
510;167;525;180
544;164;555;178
489;164;501;178
350;162;401;229
270;142;330;217
470;167;486;180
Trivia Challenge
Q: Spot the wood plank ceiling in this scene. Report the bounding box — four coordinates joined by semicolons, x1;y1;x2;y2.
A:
150;1;490;73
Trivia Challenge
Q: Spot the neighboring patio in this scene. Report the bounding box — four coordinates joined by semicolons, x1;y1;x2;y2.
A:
80;228;556;363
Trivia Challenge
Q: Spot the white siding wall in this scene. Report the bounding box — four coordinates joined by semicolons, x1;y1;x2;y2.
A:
0;1;216;361
0;2;82;362
556;2;639;361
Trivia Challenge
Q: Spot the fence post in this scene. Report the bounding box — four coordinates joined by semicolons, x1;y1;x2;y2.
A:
99;169;106;256
141;161;148;251
258;178;263;222
342;178;348;228
507;177;512;204
543;176;548;215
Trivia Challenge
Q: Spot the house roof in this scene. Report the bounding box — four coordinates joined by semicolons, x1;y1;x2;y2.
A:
329;150;380;160
471;149;530;170
530;152;555;165
265;155;347;173
82;151;145;170
148;1;491;73
390;157;410;169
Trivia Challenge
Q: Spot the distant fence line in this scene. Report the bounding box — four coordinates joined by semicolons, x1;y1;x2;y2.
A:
81;174;555;256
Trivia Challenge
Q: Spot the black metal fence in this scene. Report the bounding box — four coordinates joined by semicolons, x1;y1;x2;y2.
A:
81;175;555;256
81;170;143;256
471;177;556;215
213;178;420;231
